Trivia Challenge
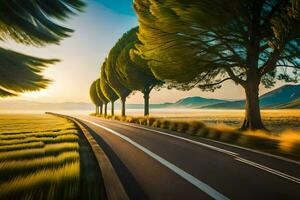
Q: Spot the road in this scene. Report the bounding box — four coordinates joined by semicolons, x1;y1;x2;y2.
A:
74;115;300;200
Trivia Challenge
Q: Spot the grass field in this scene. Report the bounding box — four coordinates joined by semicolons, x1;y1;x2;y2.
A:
0;114;104;200
127;109;300;133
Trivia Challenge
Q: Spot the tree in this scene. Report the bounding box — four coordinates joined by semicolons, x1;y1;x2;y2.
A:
100;60;119;116
0;0;85;97
0;48;57;97
90;80;103;115
96;79;109;116
115;27;162;116
106;40;132;116
134;0;300;129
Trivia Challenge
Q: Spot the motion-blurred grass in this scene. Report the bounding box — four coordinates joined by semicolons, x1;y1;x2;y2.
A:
0;114;103;200
108;109;300;133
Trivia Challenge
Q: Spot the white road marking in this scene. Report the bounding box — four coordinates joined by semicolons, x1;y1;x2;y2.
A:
119;122;239;157
108;120;300;185
235;157;300;184
81;119;230;200
200;137;300;166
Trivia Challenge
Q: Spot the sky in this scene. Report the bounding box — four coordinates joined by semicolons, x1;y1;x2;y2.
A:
1;0;285;104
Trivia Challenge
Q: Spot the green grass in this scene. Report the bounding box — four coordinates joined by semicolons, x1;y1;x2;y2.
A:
0;114;103;200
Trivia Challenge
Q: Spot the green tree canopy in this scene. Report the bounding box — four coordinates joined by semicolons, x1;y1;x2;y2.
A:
0;0;85;97
96;78;109;105
0;48;58;97
0;0;85;45
90;80;102;114
134;0;300;129
100;60;119;102
106;40;132;99
115;27;162;116
106;34;132;116
100;60;119;116
96;78;108;116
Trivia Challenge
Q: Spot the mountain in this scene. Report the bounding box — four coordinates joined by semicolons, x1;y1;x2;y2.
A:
204;84;300;109
275;99;300;109
128;97;229;109
172;96;229;108
0;96;229;111
1;84;298;111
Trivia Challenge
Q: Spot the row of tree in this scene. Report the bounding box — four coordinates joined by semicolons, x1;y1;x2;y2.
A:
90;27;162;117
91;0;300;130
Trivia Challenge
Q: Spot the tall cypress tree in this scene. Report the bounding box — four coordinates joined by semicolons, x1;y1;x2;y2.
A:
106;38;132;116
115;27;162;116
100;60;119;116
96;79;109;116
90;80;102;115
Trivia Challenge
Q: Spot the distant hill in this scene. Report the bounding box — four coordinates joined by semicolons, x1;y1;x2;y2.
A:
171;96;228;108
275;99;300;109
204;84;300;109
0;96;229;111
1;84;298;111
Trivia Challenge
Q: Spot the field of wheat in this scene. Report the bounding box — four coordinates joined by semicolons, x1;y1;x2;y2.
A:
0;114;102;200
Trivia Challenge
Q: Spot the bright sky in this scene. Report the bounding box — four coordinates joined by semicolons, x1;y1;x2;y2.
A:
1;0;284;104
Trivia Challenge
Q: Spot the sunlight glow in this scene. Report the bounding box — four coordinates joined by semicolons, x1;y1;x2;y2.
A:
22;90;49;98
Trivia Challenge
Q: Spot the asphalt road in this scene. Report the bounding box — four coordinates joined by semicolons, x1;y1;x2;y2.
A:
74;115;300;200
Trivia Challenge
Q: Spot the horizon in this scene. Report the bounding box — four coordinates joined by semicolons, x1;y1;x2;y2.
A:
0;83;295;105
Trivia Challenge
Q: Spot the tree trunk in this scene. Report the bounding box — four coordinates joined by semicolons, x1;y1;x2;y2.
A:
104;104;107;116
241;80;265;130
121;97;126;117
242;2;265;130
111;101;115;116
100;104;103;115
144;91;150;116
95;106;98;115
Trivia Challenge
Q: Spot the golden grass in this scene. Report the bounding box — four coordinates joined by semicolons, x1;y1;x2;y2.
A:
0;129;78;140
0;134;79;146
124;109;300;133
0;148;46;161
0;141;44;152
0;143;79;161
279;131;300;152
44;142;79;153
0;162;80;197
0;114;82;198
0;152;79;172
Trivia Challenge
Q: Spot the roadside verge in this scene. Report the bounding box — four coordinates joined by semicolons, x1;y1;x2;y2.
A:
47;113;129;200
